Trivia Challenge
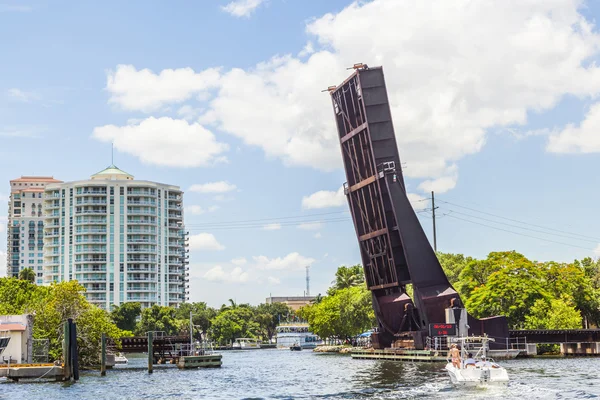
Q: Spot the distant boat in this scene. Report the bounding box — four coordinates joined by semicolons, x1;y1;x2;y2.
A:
114;353;128;364
232;338;261;350
275;323;322;349
290;343;302;351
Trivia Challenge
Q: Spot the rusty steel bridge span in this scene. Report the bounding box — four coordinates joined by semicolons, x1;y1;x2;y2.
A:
329;65;508;350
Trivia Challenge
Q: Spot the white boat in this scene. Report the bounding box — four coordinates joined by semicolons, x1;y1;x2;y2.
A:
114;353;128;364
445;336;509;387
275;323;322;349
232;338;261;350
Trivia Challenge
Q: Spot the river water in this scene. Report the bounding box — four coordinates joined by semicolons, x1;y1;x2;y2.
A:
1;350;599;399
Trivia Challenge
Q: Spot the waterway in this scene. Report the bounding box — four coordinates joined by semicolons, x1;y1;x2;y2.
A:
1;350;599;399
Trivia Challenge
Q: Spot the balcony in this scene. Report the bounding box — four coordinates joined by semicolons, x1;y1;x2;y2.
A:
167;194;181;200
127;208;155;216
76;218;107;224
45;202;60;209
76;228;107;234
75;209;106;215
127;238;156;244
126;247;156;254
127;276;155;282
75;257;107;263
77;189;107;196
75;248;107;254
46;231;60;238
76;199;107;206
75;238;106;244
167;213;182;220
127;228;156;234
127;256;156;262
127;200;156;206
127;219;155;225
127;267;156;272
76;266;107;272
127;295;156;302
127;189;155;196
167;203;181;210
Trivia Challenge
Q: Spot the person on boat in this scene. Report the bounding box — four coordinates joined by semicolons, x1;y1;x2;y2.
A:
475;357;492;368
447;344;461;369
464;353;476;368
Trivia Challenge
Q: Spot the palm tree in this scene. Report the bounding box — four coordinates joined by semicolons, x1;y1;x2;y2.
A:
331;265;365;291
19;267;36;283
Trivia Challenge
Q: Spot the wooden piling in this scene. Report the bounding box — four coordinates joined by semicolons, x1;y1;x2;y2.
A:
69;319;79;381
147;331;153;374
63;320;71;381
101;333;106;376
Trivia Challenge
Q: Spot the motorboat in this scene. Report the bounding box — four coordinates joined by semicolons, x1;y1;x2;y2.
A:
445;336;509;387
114;353;128;364
290;342;302;351
232;338;261;350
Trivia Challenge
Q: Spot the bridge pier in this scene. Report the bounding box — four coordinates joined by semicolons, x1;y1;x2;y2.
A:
561;342;600;356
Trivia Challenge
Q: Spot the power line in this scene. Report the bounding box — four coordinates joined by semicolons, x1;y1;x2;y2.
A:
445;213;595;251
184;210;349;227
186;217;353;231
438;199;599;242
440;207;600;244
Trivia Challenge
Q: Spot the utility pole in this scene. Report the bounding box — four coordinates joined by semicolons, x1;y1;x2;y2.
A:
431;191;438;252
305;266;310;297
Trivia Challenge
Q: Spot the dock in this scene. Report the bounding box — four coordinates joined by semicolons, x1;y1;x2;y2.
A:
0;364;64;381
351;348;447;362
350;348;520;362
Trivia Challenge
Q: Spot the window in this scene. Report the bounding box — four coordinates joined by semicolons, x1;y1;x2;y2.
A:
110;187;114;195
120;187;124;195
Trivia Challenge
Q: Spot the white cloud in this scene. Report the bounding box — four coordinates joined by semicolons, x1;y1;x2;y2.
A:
313;232;322;239
267;276;281;285
102;0;600;189
222;0;265;17
185;205;218;215
231;257;247;266
262;223;282;231
417;175;457;194
298;222;322;231
406;193;428;211
177;105;203;121
0;193;7;202
302;186;345;209
547;102;600;153
204;266;249;283
189;181;237;194
92;117;228;168
0;127;40;138
254;252;316;271
594;244;600;257
298;42;314;58
0;216;6;234
7;88;39;102
189;233;225;251
106;64;220;112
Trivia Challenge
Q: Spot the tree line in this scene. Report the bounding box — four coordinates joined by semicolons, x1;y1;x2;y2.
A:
3;249;598;364
298;251;600;340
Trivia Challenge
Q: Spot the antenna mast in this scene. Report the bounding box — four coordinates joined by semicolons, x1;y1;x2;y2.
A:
305;266;310;297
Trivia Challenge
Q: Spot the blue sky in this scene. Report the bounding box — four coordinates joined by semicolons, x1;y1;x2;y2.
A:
2;0;600;307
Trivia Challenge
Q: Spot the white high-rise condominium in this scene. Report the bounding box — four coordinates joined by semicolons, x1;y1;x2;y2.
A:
6;176;63;283
43;165;189;310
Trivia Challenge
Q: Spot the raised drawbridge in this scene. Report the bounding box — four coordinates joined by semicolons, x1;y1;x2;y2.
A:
329;65;508;350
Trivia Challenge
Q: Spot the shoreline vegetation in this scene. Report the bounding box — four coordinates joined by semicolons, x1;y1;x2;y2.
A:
1;250;597;366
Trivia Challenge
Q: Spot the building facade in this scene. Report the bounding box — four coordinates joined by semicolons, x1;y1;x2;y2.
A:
43;165;188;310
6;176;63;283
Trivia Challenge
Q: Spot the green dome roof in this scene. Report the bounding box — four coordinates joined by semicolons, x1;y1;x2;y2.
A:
91;164;134;180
